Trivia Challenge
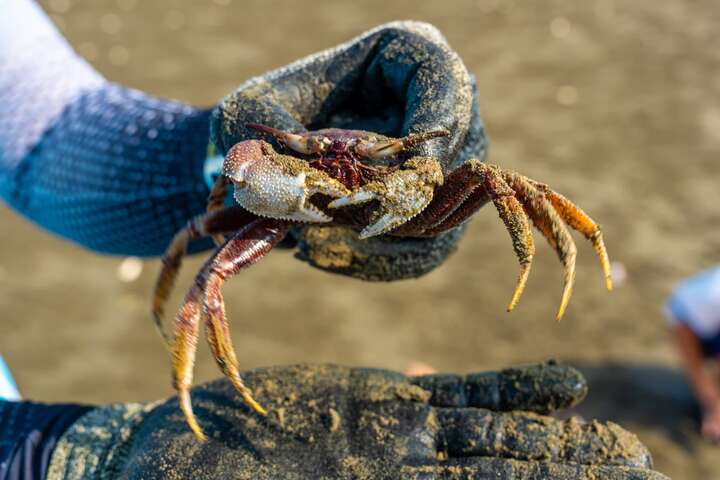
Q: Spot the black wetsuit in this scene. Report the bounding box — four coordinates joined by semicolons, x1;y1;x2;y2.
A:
0;401;90;480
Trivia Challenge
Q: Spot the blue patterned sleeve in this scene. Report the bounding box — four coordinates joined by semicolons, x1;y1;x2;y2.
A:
0;0;213;256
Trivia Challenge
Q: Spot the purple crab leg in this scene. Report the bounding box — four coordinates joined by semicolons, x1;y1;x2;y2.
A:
152;204;257;346
392;161;487;236
246;123;327;155
355;130;449;160
206;175;231;246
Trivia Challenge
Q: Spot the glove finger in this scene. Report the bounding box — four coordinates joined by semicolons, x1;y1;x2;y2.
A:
347;367;432;404
401;458;668;480
435;408;653;470
452;77;487;170
210;24;398;153
411;361;587;413
357;24;474;168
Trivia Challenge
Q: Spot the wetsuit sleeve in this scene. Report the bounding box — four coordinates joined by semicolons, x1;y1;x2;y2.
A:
0;0;212;256
0;400;92;480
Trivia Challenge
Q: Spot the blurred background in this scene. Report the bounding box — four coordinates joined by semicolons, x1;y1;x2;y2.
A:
2;0;719;478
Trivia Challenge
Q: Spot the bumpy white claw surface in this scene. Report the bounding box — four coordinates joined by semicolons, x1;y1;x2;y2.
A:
225;141;349;223
328;157;444;238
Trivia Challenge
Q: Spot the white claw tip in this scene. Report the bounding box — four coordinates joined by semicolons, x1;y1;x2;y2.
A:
327;198;347;209
328;191;377;209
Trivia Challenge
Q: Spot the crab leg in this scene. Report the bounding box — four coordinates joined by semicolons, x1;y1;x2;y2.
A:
172;282;205;439
420;179;492;236
501;171;577;320
207;175;230;214
391;160;485;236
172;218;289;440
152;205;256;346
529;181;612;291
480;165;535;313
202;219;290;411
355;130;449;160
406;160;610;319
206;175;231;246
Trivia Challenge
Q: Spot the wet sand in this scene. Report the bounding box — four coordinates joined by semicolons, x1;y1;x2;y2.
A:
3;1;720;478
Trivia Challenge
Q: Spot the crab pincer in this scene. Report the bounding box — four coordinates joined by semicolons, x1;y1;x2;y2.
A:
328;156;444;238
223;140;351;223
245;123;450;238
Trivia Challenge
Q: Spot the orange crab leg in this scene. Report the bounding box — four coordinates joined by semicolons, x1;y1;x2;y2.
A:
411;161;536;311
153;228;192;347
203;285;267;417
481;164;536;313
409;160;609;320
530;181;612;292
501;171;577;320
172;282;206;440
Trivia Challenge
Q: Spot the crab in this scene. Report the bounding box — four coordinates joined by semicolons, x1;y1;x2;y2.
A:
152;124;612;440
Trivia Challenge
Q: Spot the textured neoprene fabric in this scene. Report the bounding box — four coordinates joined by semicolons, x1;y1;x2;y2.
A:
0;0;212;256
0;400;92;480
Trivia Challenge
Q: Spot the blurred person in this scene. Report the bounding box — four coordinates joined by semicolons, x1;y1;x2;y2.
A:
665;266;720;442
0;356;20;401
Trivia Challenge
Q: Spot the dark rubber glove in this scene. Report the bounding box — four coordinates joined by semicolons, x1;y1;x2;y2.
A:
45;363;667;479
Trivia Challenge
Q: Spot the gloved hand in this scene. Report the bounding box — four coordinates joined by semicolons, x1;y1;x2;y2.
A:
210;21;486;280
45;363;667;479
1;5;482;269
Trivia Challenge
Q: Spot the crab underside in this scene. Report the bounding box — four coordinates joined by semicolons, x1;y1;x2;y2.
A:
152;124;612;440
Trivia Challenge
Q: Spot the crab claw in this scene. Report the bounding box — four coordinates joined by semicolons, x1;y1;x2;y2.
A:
328;157;444;238
224;140;350;223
